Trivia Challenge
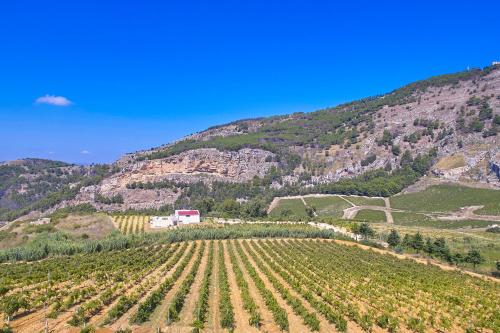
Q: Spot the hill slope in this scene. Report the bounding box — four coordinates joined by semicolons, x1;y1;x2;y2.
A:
2;65;500;220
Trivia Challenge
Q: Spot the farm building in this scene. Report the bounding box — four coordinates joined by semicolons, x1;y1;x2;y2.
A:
175;209;200;224
150;216;175;228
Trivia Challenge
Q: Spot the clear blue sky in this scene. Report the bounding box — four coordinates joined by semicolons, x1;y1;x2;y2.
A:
1;0;499;164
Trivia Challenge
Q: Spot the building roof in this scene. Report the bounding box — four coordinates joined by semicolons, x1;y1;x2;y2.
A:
176;210;199;216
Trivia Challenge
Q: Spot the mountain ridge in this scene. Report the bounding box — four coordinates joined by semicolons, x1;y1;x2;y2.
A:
1;64;499;221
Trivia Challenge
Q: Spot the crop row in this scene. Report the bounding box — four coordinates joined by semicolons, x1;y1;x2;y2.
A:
218;241;234;329
167;241;206;323
131;242;197;324
192;241;214;331
226;239;261;327
231;240;289;331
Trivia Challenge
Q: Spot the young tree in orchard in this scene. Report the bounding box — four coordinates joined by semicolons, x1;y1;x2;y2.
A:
1;295;28;324
465;249;484;270
354;223;375;240
305;206;315;218
411;232;424;253
387;229;401;247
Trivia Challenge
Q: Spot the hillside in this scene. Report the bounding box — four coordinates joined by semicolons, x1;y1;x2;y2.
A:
2;65;500;220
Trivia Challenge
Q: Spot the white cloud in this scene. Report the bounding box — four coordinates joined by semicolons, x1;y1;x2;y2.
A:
35;94;73;106
80;150;90;155
48;151;55;155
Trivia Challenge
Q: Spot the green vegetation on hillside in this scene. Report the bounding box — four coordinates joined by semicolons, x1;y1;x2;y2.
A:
0;164;117;221
140;66;494;162
304;196;351;218
355;209;386;222
345;196;385;207
269;199;307;218
390;185;500;215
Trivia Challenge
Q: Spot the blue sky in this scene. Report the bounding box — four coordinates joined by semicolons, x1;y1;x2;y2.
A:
1;1;499;164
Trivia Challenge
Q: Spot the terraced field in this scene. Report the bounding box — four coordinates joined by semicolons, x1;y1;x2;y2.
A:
2;239;499;333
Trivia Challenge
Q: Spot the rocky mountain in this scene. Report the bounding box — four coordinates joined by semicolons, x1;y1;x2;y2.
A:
2;65;500;220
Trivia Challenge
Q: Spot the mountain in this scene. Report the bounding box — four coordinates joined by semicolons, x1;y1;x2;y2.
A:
2;65;500;221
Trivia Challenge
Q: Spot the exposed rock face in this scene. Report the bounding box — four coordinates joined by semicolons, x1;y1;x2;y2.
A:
114;148;276;185
60;148;277;211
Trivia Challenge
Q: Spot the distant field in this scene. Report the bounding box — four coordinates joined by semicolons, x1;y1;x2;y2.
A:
392;211;433;224
344;196;385;207
304;196;351;218
390;185;500;215
269;198;307;218
111;215;148;234
354;209;386;222
3;238;499;332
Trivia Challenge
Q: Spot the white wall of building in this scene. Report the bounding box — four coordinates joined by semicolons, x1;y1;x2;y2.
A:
150;216;175;228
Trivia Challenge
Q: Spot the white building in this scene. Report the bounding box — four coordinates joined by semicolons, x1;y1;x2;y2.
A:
150;216;175;228
175;210;200;224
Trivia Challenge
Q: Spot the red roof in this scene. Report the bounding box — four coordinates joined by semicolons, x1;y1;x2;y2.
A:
176;210;199;216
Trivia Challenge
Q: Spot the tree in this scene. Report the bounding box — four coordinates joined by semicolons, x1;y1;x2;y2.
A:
465;249;484;270
400;151;413;167
305;206;315;218
387;229;401;247
391;145;401;156
1;295;28;323
356;223;375;240
411;233;424;253
220;199;241;218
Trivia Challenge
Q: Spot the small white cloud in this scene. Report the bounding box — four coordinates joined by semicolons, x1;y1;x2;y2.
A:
80;150;90;155
48;151;55;155
35;94;73;106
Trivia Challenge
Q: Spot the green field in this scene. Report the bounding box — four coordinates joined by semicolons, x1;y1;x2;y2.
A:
304;196;351;218
269;198;307;218
354;209;386;222
390;185;500;215
344;196;385;207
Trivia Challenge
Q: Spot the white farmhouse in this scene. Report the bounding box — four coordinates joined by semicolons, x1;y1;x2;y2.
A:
175;210;200;224
150;216;175;228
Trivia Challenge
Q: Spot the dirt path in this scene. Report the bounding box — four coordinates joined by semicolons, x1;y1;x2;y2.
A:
169;242;210;332
338;195;356;207
237;239;311;333
267;193;384;213
206;242;221;332
222;240;260;333
248;240;338;333
148;241;202;332
383;197;394;223
342;205;402;222
231;240;281;333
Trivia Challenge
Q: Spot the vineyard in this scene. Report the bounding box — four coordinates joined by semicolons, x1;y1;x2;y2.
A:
1;239;499;333
111;215;148;234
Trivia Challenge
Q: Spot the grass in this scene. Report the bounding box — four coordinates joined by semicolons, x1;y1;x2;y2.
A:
394;215;497;229
392;211;433;224
344;196;385;207
434;154;466;170
390;185;500;215
269;199;307;218
354;209;386;222
304;196;351;218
